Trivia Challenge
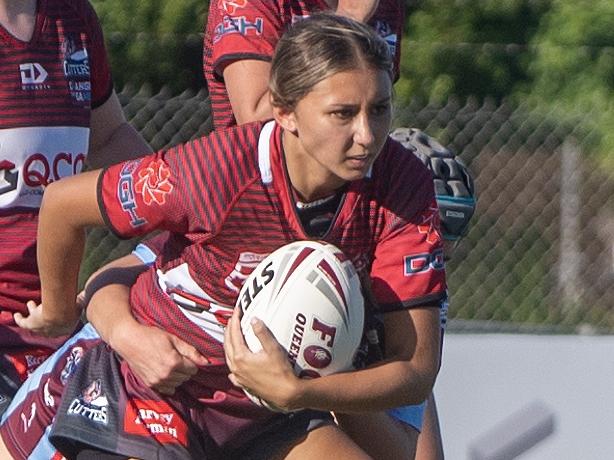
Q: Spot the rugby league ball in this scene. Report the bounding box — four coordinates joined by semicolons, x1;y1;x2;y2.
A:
236;240;365;412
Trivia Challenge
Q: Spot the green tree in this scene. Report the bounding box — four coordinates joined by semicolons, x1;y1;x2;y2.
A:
522;0;614;165
91;0;208;92
396;0;550;104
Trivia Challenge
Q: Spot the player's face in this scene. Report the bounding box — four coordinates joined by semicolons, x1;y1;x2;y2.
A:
278;66;392;200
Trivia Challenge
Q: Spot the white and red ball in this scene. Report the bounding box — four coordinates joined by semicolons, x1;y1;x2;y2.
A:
236;240;365;411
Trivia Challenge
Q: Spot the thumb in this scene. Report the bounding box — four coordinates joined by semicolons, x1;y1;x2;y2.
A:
14;301;37;325
170;335;209;367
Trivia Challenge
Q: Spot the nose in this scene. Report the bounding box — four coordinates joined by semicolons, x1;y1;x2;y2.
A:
353;112;376;148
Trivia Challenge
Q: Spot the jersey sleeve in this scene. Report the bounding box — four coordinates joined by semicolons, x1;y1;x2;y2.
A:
83;1;113;108
369;0;405;82
96;128;258;239
370;147;447;312
207;1;285;78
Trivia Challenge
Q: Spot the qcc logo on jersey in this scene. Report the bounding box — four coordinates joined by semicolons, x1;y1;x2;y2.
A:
0;160;18;196
62;34;91;103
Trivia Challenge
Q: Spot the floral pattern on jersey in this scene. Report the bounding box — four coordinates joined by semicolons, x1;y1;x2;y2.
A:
417;204;442;246
135;159;174;205
219;0;247;14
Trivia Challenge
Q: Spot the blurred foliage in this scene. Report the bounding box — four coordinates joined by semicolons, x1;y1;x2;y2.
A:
396;0;551;105
90;0;614;161
91;0;208;92
520;0;614;167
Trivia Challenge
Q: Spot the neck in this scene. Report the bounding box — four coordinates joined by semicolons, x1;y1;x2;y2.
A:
0;0;37;41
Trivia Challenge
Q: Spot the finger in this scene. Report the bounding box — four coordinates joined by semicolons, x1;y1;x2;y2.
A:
171;336;209;367
26;300;39;314
13;312;26;327
227;308;247;353
250;318;279;352
227;372;241;388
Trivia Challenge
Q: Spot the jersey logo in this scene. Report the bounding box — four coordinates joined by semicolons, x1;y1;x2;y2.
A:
214;16;264;42
404;248;445;276
67;379;109;425
372;21;398;58
124;400;188;446
134;159;174;205
219;0;247;14
19;63;49;90
118;160;147;228
225;251;269;293
62;35;91;103
417;205;442;245
0;160;18;196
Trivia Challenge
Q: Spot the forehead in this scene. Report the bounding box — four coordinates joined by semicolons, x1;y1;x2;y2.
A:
304;67;392;104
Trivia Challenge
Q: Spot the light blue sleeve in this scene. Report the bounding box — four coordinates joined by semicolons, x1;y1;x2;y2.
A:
131;243;157;266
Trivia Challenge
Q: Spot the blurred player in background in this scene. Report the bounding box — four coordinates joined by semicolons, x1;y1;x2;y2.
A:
0;14;445;459
0;0;150;417
205;0;403;130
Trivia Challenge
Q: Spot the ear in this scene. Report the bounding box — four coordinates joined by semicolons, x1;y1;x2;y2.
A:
273;105;298;134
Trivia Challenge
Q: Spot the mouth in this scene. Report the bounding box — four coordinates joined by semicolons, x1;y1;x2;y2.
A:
345;154;372;168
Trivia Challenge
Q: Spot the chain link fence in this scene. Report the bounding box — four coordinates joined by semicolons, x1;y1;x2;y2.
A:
81;86;614;334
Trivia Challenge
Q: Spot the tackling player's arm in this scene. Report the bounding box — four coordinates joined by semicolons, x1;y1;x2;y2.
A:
81;252;208;394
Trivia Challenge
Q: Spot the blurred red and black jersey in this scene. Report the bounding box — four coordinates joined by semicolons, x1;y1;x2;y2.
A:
203;0;405;129
99;120;446;397
0;0;112;348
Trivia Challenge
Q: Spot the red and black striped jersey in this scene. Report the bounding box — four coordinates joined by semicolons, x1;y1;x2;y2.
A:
0;0;112;346
99;120;446;386
203;0;404;130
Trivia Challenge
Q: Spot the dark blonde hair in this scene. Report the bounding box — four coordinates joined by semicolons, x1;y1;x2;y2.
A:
269;12;393;110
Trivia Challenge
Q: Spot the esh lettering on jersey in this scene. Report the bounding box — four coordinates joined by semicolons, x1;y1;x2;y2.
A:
117;160;147;228
213;16;264;42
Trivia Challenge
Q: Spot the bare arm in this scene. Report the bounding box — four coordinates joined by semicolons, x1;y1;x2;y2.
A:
14;170;103;337
335;0;380;22
87;91;152;168
225;305;440;413
223;60;273;125
84;254;208;394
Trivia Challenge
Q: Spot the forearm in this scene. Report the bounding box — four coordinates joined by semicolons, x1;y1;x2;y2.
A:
292;359;436;413
84;254;147;346
335;0;380;22
87;283;138;351
37;170;104;328
88;122;152;169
